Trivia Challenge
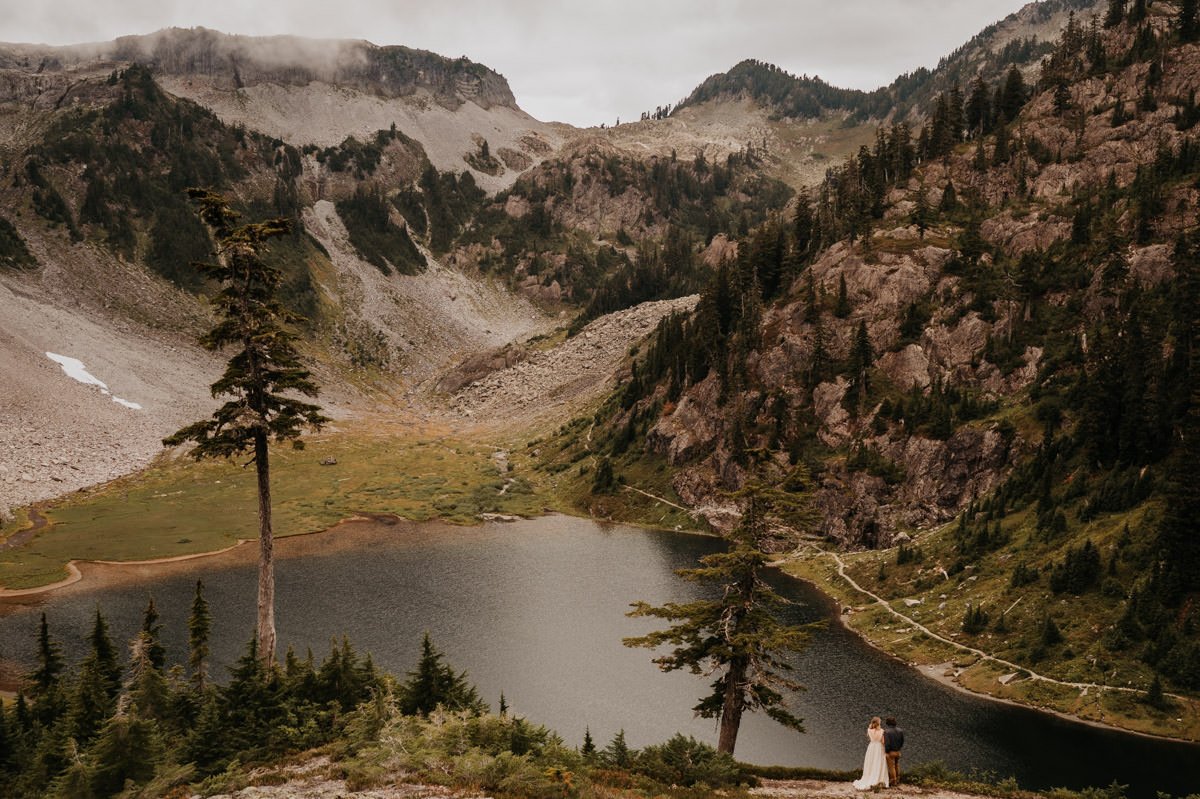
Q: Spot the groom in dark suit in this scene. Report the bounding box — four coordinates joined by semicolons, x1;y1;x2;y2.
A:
883;717;905;786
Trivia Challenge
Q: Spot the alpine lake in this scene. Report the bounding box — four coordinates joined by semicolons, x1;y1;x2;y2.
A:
2;515;1197;797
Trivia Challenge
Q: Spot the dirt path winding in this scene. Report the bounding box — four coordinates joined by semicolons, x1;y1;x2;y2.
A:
800;544;1187;702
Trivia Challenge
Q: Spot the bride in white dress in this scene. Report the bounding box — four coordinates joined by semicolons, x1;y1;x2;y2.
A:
852;716;890;790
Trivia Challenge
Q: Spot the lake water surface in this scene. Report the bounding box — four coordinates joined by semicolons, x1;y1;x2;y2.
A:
1;515;1197;797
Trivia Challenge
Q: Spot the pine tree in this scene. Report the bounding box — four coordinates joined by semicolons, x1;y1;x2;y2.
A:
29;613;63;695
834;274;850;318
128;632;173;723
189;579;212;691
398;633;486;716
602;728;634;768
66;610;121;744
140;597;167;672
625;484;819;754
849;320;873;410
87;609;121;698
966;75;991;137
1000;66;1027;122
581;727;597;759
165;190;329;669
1041;615;1064;646
88;711;164;796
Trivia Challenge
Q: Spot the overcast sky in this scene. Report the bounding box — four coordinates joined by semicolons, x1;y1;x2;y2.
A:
3;0;1035;126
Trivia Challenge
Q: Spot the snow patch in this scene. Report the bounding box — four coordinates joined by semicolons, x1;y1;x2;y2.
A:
45;352;143;410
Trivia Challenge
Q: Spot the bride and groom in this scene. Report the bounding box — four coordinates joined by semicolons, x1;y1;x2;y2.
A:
852;716;905;790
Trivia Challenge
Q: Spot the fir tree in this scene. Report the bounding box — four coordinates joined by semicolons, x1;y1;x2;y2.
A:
848;320;873;410
66;611;121;745
625;484;819;754
164;190;329;669
189;579;212;691
140;597;167;672
88;711;164;797
398;633;486;717
1000;66;1027;122
86;609;121;699
581;727;597;759
834;274;850;318
29;613;63;695
602;728;634;768
965;75;991;137
1041;615;1064;646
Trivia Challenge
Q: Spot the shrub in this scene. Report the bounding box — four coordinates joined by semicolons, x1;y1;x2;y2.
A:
633;733;742;787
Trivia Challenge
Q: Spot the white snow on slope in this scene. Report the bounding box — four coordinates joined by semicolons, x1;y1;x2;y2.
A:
45;352;143;410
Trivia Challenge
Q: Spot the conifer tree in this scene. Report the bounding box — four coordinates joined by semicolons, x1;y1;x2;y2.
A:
140;597;167;672
128;632;173;723
1000;66;1027;122
581;727;597;758
966;75;991;137
849;320;873;410
66;610;121;745
398;633;486;716
88;710;163;797
834;274;850;318
30;613;63;695
189;579;212;691
602;729;634;768
87;609;121;698
625;484;819;754
165;190;329;668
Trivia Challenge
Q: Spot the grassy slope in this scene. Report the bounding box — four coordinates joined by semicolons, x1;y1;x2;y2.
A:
0;418;543;589
782;498;1200;740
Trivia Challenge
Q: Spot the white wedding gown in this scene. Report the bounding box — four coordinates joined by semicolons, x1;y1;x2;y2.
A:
852;727;889;790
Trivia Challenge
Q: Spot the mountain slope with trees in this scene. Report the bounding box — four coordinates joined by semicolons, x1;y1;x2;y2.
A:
568;0;1200;733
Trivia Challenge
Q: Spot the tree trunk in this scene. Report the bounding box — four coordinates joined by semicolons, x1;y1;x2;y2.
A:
254;431;276;670
717;657;747;754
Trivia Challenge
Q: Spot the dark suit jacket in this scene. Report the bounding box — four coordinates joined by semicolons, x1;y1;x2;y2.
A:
883;726;905;753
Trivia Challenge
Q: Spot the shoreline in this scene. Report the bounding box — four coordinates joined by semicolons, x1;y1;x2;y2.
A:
3;505;1197;749
0;512;398;601
781;566;1200;747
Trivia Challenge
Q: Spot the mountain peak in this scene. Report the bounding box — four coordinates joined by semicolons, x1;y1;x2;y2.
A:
0;27;519;112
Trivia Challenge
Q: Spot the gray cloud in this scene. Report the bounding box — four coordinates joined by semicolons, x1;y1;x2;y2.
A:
1;0;1036;125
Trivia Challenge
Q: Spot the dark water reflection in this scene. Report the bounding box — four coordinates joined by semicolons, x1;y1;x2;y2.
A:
1;515;1197;797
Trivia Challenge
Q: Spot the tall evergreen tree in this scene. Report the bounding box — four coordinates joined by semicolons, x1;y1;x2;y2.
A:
29;613;63;695
625;484;819;754
140;597;167;672
87;609;121;698
165;190;329;668
189;579;212;691
849;320;873;410
1000;66;1027;122
966;75;991;137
